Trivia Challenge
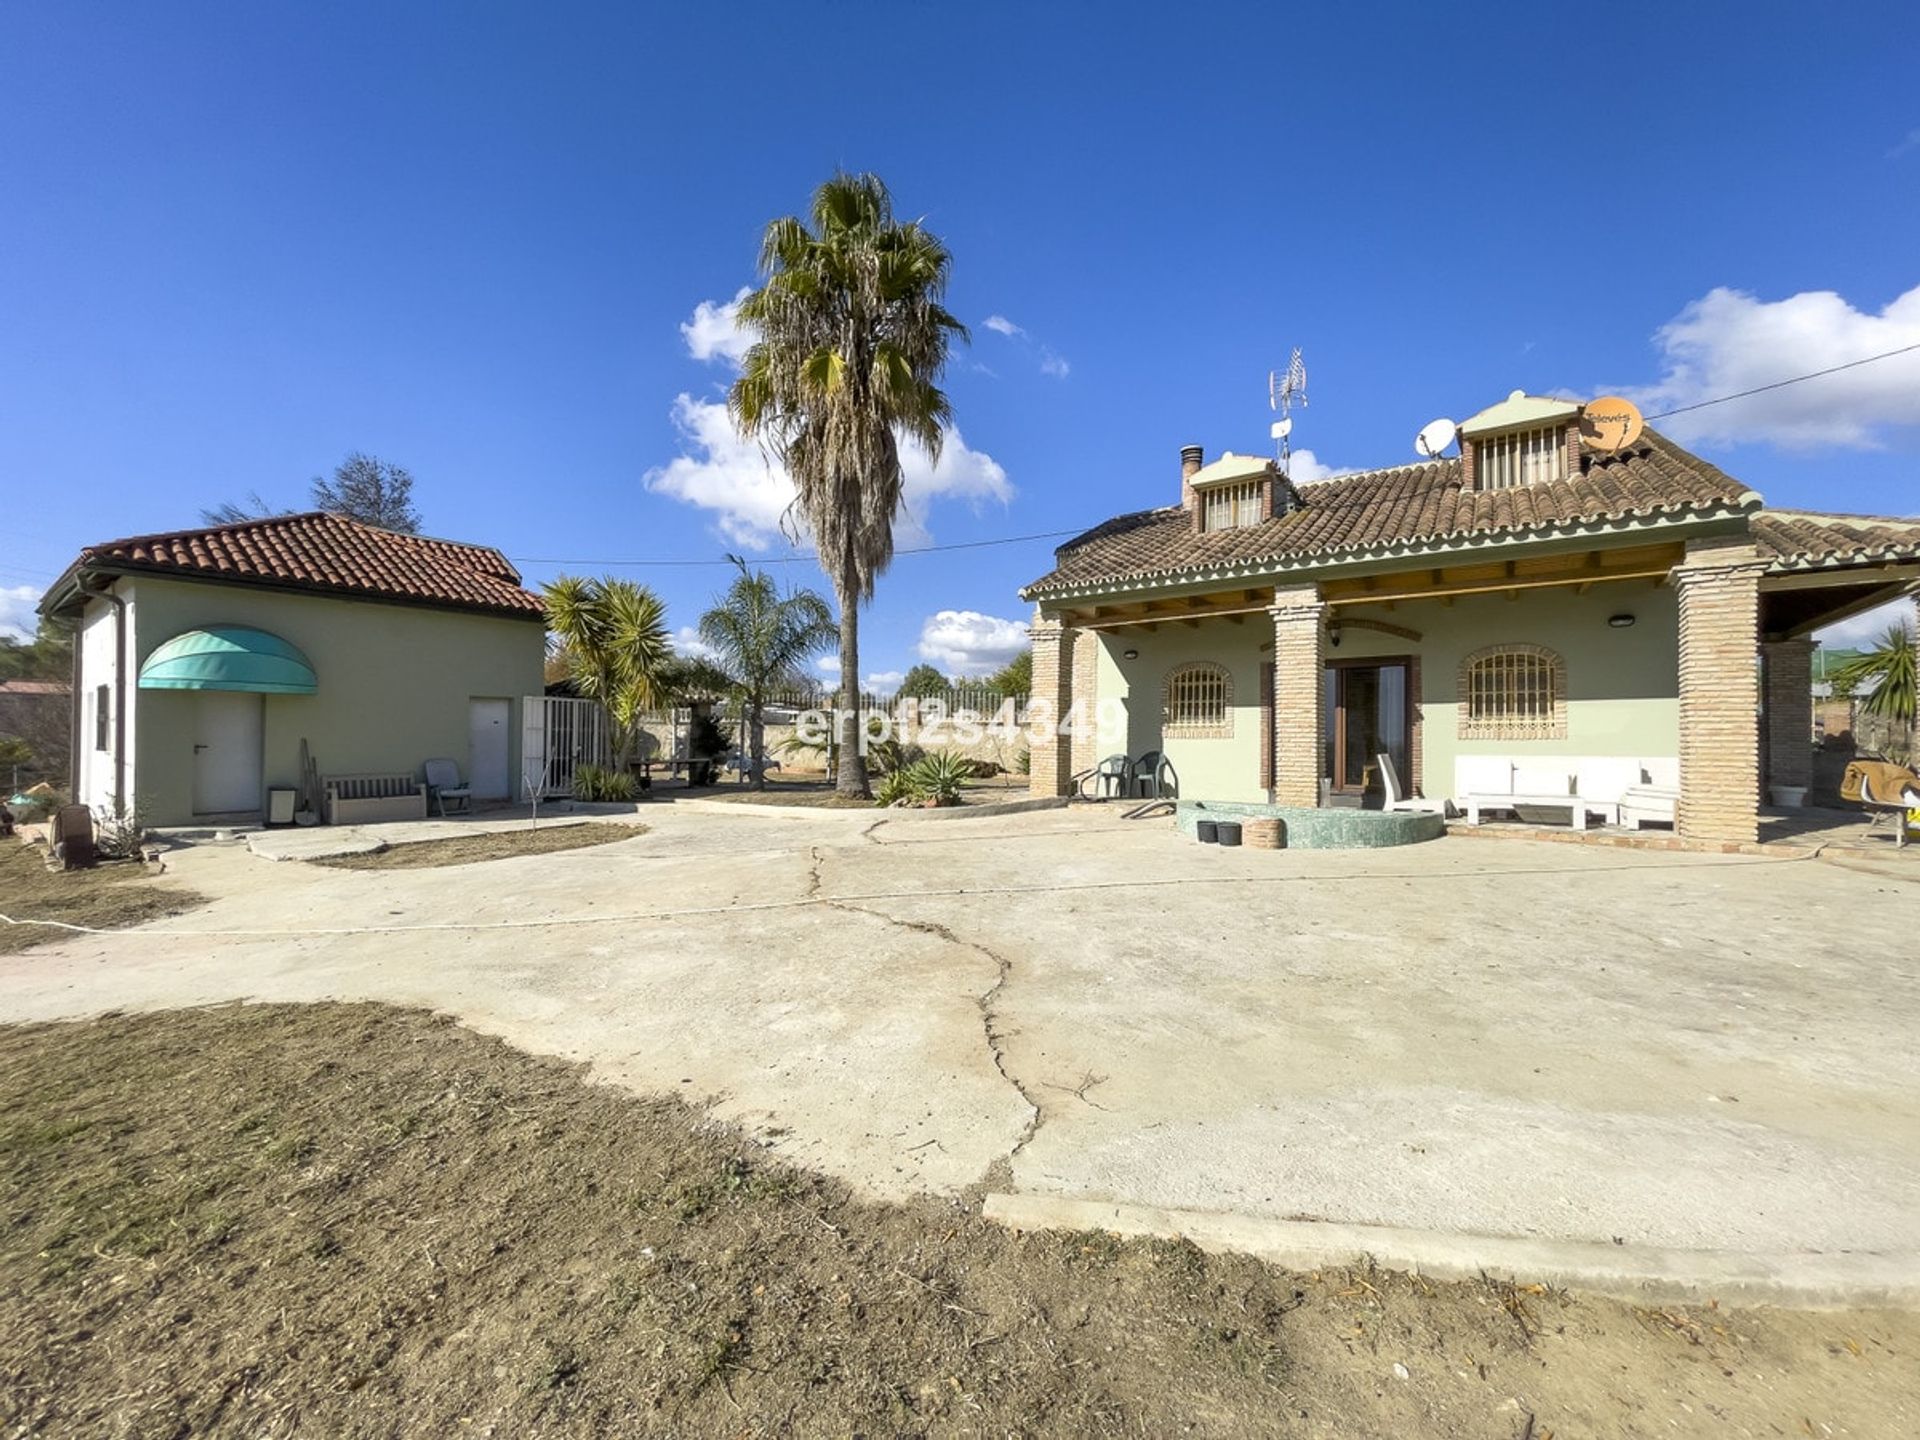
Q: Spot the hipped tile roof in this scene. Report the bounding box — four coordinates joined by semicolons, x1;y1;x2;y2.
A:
61;512;544;619
1024;427;1759;596
1752;511;1920;569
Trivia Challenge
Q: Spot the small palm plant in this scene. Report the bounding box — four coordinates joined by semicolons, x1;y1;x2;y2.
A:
697;561;837;789
543;577;672;773
1831;617;1918;766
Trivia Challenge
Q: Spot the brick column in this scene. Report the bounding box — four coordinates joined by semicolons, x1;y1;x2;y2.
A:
1675;538;1767;843
1027;612;1073;798
1269;586;1326;807
1761;638;1814;796
1069;625;1100;778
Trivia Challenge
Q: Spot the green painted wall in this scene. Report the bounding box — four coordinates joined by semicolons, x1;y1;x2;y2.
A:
1083;579;1679;805
1334;580;1678;798
1092;621;1269;801
129;577;546;823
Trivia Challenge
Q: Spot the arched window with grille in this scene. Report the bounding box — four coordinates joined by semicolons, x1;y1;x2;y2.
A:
1163;662;1232;738
1458;644;1566;740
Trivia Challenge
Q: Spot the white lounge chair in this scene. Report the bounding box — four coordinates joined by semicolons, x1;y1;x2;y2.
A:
1617;784;1678;830
1860;767;1920;849
1376;753;1446;815
423;758;472;817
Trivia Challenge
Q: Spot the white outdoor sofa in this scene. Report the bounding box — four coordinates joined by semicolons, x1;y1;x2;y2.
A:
1455;757;1678;831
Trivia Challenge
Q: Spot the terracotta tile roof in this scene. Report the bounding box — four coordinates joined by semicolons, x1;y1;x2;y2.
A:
64;512;544;619
1752;510;1920;569
1024;427;1760;596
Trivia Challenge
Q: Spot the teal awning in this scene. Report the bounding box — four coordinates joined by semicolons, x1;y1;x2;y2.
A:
139;626;317;694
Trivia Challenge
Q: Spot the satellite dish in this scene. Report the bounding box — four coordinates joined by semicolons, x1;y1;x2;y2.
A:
1580;396;1645;452
1415;417;1457;459
1271;418;1293;440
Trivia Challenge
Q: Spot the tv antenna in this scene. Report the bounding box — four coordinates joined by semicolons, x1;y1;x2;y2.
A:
1414;417;1458;459
1268;348;1308;465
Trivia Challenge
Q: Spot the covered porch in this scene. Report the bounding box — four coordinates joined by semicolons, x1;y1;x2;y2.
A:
1029;529;1918;846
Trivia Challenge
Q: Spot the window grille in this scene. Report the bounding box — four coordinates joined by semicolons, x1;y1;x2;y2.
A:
1476;426;1567;490
1200;480;1264;532
1164;663;1231;736
1459;645;1565;740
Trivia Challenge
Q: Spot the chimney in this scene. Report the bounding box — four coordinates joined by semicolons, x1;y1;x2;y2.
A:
1180;445;1204;512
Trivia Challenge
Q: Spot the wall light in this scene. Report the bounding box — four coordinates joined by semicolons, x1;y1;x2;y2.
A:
1326;620;1342;648
1122;647;1139;660
1607;613;1636;629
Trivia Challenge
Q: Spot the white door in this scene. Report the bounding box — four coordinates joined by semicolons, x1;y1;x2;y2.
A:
193;691;264;814
468;698;511;800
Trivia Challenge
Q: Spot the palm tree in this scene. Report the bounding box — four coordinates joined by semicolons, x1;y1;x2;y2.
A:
542;576;672;773
697;560;837;788
1831;616;1918;762
728;172;967;798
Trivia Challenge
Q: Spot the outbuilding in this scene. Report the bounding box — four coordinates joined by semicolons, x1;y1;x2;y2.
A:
40;512;548;826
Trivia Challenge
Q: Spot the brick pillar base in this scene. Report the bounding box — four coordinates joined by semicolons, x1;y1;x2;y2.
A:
1762;638;1814;795
1676;540;1766;843
1269;587;1326;807
1027;613;1072;798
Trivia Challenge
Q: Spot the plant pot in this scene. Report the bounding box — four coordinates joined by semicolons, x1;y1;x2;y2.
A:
1215;821;1243;847
1195;819;1219;844
1769;785;1808;809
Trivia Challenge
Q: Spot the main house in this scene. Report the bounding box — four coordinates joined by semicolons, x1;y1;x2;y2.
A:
41;513;547;827
1020;391;1920;843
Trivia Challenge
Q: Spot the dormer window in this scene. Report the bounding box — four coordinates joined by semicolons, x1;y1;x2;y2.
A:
1476;425;1567;490
1202;480;1263;532
1458;390;1581;493
1186;451;1278;533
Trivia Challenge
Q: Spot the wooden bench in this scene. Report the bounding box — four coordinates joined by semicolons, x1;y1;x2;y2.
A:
324;773;429;825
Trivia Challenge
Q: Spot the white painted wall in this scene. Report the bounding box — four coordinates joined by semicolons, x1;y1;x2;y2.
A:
72;582;136;816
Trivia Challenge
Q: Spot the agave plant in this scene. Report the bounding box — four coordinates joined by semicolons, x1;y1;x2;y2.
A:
902;750;974;807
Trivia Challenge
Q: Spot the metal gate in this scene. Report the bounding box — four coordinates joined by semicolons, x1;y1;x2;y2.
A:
521;695;611;798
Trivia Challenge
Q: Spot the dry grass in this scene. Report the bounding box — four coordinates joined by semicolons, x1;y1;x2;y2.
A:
0;840;205;955
1;1003;1914;1437
312;822;645;870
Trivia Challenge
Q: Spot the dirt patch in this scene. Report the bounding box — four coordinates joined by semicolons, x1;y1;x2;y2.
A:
1;1005;1913;1437
312;822;645;870
0;840;206;955
706;776;1027;810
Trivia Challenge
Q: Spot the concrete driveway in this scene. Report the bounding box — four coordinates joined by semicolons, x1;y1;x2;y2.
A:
4;803;1917;1302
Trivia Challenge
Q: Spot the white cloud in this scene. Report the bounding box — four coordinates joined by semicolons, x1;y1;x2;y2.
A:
1620;284;1920;448
982;312;1069;380
672;625;717;661
0;584;40;642
1816;595;1917;649
1284;448;1361;484
646;395;1012;550
916;610;1029;677
864;669;904;690
814;655;839;677
681;287;755;365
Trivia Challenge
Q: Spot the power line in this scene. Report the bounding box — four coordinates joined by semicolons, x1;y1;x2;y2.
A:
508;343;1920;570
1644;340;1920;420
510;526;1087;568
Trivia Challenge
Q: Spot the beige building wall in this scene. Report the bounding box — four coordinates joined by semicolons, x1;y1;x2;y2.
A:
123;577;546;824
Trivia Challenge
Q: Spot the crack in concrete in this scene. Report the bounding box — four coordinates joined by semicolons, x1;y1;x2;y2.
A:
817;893;1044;1174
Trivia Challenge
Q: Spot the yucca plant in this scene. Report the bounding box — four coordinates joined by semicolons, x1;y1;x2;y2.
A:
903;750;973;807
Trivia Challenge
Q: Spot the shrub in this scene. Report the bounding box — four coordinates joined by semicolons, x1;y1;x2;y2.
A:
873;769;915;808
572;765;638;802
902;750;973;807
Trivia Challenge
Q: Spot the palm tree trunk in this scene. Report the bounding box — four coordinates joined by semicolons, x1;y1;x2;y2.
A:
835;585;870;798
748;699;767;791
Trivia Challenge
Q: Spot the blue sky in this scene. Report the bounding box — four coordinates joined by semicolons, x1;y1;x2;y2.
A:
4;1;1917;673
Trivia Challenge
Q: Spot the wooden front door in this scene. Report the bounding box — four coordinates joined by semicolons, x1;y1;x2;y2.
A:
1323;658;1411;804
